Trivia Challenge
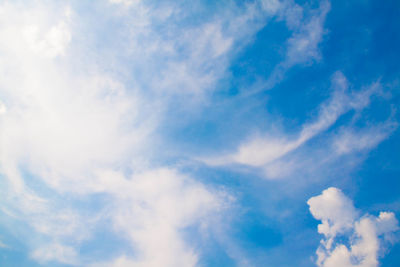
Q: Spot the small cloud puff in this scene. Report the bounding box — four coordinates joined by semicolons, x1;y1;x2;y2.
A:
308;187;399;267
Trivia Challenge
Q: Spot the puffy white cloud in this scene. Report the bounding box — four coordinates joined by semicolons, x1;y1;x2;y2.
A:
308;187;358;239
308;188;399;267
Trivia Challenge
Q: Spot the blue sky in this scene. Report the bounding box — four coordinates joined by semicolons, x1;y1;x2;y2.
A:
0;0;399;266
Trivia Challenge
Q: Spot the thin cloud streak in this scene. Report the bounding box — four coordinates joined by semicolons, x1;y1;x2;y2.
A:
203;72;391;179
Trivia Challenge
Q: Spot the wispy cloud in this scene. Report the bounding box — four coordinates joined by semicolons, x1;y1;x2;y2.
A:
245;0;331;94
90;168;227;266
0;0;268;265
203;71;394;180
333;120;398;155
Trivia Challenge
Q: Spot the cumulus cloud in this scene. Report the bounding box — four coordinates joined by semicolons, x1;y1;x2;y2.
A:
308;187;399;267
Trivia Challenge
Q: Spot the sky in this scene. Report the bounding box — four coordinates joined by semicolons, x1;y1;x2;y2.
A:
0;0;399;266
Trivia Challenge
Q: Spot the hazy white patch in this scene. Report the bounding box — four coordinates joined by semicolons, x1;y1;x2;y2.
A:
19;5;72;58
88;168;228;267
0;1;223;265
308;188;399;267
0;240;8;248
109;0;140;7
23;20;71;58
280;1;304;29
0;101;6;114
333;120;397;155
285;1;330;65
258;0;331;91
261;0;282;15
31;242;78;265
0;3;240;264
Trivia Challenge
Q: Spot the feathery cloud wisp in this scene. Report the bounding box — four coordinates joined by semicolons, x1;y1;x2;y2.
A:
203;72;393;180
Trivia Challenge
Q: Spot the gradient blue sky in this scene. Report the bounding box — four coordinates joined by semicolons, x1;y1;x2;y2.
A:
0;0;399;266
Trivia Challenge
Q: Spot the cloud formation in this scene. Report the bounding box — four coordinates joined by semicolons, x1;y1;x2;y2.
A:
204;71;395;180
308;187;399;267
248;0;331;92
0;1;237;265
92;168;225;267
0;0;398;266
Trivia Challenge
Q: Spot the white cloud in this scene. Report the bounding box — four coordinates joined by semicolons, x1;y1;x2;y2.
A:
308;187;358;240
109;0;140;7
0;101;6;114
0;1;249;265
253;0;331;91
23;19;71;58
0;2;71;59
205;72;384;175
0;2;155;195
88;168;227;267
333;120;397;155
133;4;267;98
0;1;394;266
261;0;283;15
284;0;330;66
308;187;399;267
31;242;78;265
